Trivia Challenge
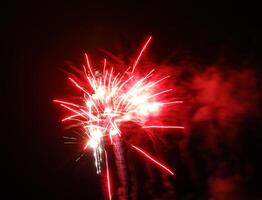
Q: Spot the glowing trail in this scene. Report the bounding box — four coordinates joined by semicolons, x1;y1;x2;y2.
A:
131;36;152;73
142;126;184;129
105;151;112;200
131;144;175;175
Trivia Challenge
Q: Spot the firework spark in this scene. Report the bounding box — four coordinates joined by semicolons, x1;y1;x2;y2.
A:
54;36;183;199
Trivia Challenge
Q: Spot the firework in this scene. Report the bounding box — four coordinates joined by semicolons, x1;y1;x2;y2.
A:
54;36;183;199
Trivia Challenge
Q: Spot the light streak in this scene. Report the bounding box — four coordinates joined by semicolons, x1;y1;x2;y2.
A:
105;151;112;200
131;144;175;175
53;100;81;107
131;36;152;73
142;126;185;129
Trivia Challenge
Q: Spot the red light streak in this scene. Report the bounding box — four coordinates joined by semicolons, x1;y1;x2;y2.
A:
131;36;152;73
68;77;89;94
53;100;80;108
85;53;96;81
142;126;185;129
61;114;82;122
59;104;86;119
131;144;175;175
103;58;107;74
105;151;112;200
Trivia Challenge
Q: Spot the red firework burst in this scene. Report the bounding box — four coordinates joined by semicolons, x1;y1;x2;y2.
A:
54;36;183;200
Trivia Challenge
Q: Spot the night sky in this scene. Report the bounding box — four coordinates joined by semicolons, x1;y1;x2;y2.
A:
3;1;262;200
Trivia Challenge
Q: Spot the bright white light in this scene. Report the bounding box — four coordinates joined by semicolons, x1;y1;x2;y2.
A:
88;138;99;148
88;129;103;149
148;102;160;112
137;102;160;116
93;87;105;99
133;95;147;104
86;100;92;107
109;128;118;136
104;107;112;113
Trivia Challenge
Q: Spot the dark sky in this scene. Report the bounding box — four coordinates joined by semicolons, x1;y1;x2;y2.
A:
3;1;262;200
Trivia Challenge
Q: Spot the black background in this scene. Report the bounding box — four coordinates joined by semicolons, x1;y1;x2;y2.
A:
3;1;262;199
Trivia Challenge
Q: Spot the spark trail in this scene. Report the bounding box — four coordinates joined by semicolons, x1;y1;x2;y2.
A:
54;36;183;199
